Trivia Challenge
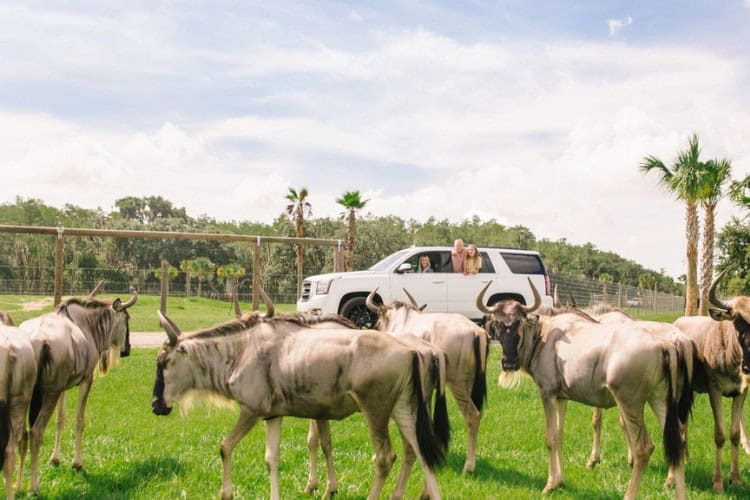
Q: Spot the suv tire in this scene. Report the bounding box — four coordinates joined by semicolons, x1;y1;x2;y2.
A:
340;296;377;329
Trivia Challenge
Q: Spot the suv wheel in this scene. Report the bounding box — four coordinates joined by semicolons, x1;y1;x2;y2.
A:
340;297;377;329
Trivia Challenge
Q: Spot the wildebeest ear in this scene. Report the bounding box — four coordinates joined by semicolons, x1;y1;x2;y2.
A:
157;310;182;346
526;314;539;326
708;307;732;322
112;298;122;310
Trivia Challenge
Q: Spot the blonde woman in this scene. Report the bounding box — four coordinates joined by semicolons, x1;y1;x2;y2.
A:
418;255;433;273
463;244;482;275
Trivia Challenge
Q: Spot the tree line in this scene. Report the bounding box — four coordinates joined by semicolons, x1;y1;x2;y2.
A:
0;193;721;300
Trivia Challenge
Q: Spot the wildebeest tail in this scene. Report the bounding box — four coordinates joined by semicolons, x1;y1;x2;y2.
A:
412;353;446;469
662;339;694;466
0;345;14;470
29;342;51;429
431;352;450;453
470;331;488;412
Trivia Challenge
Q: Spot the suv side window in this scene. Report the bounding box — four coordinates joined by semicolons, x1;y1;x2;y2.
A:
479;251;495;273
500;252;545;274
399;252;448;273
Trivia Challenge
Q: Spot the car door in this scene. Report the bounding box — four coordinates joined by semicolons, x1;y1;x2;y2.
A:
446;251;494;318
389;251;448;312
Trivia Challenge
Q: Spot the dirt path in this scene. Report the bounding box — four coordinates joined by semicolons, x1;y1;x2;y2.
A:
131;332;166;348
22;298;53;311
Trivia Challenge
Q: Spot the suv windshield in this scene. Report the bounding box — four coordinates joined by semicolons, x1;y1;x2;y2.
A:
369;249;411;271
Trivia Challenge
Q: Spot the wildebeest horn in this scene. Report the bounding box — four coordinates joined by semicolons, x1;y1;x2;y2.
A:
402;288;419;308
521;278;542;314
568;292;578;308
475;281;494;314
158;310;182;347
120;286;138;310
708;269;732;312
553;285;560;308
258;287;275;318
87;279;106;300
366;288;380;313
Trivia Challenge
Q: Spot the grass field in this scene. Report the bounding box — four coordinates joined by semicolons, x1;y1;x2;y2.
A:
4;295;747;499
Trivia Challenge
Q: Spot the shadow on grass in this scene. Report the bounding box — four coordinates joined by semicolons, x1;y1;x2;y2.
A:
450;454;624;499
20;457;183;499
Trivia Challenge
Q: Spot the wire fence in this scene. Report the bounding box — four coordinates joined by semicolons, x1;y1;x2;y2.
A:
549;272;685;315
0;265;685;314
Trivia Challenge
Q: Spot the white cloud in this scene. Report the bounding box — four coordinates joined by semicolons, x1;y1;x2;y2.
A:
607;16;633;36
1;27;749;277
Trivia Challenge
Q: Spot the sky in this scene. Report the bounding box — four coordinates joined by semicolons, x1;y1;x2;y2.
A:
1;1;749;278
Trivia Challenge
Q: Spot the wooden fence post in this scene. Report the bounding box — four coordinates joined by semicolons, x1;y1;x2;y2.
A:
54;227;64;306
160;259;169;314
252;237;261;311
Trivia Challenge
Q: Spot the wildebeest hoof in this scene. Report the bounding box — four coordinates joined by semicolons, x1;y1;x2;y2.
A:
322;488;337;498
730;474;741;486
586;457;600;469
72;463;85;473
462;463;476;474
542;481;563;494
712;481;724;493
663;476;675;488
303;482;316;494
50;456;61;466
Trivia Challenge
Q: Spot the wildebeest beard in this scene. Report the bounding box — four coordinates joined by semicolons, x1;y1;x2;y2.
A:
496;321;522;371
734;315;750;374
152;351;172;415
120;312;131;358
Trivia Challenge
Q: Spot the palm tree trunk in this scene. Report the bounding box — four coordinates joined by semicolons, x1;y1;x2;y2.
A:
685;200;699;316
347;210;355;271
698;202;716;316
295;209;304;298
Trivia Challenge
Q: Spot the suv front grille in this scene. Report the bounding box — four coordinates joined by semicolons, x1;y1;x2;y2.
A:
300;280;312;301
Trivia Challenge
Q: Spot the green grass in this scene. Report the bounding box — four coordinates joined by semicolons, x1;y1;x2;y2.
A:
1;295;740;498
0;294;295;332
8;345;750;499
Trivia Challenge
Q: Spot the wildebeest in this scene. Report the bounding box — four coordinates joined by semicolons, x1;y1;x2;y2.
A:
477;279;695;499
670;271;750;491
19;288;137;494
365;288;487;473
0;323;37;500
151;309;447;500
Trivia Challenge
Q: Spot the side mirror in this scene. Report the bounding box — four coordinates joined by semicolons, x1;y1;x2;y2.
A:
396;263;413;274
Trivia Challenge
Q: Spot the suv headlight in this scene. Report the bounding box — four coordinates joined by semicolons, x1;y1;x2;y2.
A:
315;279;333;295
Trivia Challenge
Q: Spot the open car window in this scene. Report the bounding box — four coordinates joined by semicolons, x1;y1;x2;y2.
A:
398;252;451;273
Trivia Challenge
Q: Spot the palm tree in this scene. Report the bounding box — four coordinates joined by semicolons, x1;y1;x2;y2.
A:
697;158;732;315
730;174;750;218
336;190;370;271
179;259;195;296
286;187;312;297
191;257;216;297
640;134;705;315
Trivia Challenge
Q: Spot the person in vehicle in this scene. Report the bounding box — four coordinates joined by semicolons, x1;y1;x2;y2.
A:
451;239;466;273
418;255;433;273
464;244;482;275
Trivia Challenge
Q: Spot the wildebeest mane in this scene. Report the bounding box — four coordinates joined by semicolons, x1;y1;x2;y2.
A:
0;311;13;326
57;297;113;311
587;303;633;318
533;305;598;322
702;321;743;373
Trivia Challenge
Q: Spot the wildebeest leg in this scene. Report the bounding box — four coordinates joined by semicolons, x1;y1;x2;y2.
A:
360;410;396;500
541;397;566;494
447;381;480;473
390;401;440;500
8;395;30;498
71;376;94;471
618;402;655;500
587;407;602;468
304;420;320;494
50;391;66;466
16;426;26;492
305;419;337;497
706;389;727;492
264;417;282;500
220;405;258;500
316;420;337;499
29;391;63;494
738;386;750;454
391;426;417;500
729;393;745;485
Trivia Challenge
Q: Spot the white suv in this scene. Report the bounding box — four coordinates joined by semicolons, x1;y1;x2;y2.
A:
297;246;553;327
